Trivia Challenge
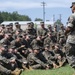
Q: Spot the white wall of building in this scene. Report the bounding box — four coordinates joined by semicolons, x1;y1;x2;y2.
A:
1;21;54;30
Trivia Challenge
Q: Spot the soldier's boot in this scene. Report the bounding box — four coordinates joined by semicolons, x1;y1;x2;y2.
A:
53;63;60;69
11;68;22;75
28;66;33;70
59;61;64;67
22;64;29;71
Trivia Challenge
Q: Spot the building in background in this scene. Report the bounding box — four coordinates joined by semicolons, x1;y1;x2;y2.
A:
1;21;54;30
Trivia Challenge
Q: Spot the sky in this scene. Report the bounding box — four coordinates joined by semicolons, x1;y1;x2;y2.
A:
0;0;75;25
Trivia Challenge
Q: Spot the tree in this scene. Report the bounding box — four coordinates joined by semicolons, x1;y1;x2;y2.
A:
54;19;63;31
0;11;32;23
0;12;3;23
35;18;43;21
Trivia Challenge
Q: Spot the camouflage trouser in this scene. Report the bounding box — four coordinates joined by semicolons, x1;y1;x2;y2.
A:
0;64;11;75
66;43;75;69
31;64;41;69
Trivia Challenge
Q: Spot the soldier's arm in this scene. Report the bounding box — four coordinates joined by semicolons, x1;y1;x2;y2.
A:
0;56;9;64
37;28;41;36
65;27;72;35
48;51;55;60
65;16;74;35
31;55;47;68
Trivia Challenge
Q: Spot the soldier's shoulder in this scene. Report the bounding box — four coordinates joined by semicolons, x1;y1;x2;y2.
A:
45;36;51;40
11;40;16;44
42;51;46;55
68;14;75;20
27;53;34;58
44;28;48;31
37;28;41;31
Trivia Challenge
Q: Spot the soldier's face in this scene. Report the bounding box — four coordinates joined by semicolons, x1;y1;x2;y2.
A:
48;34;52;37
16;37;21;41
8;49;13;53
41;24;44;28
72;8;74;13
5;34;10;39
14;49;17;53
45;47;49;50
0;49;2;53
34;50;39;54
71;5;75;13
26;35;30;40
1;47;6;53
55;46;59;50
54;27;57;31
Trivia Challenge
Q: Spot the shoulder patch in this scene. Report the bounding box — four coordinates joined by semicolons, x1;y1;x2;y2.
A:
69;16;73;23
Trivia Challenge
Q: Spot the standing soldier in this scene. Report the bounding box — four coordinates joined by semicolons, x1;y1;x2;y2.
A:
47;25;53;33
53;25;58;43
9;23;14;34
0;24;6;33
65;2;75;75
30;22;37;36
57;24;66;47
37;22;48;41
47;25;57;43
14;22;23;33
5;25;11;33
0;33;11;47
25;22;36;40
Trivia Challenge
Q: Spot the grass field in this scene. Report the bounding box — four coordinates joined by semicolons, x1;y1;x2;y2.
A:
21;65;75;75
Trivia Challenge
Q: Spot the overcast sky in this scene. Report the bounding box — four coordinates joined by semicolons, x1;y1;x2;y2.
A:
0;0;75;24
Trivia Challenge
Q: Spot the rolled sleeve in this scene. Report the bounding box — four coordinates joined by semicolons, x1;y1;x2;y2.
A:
67;23;73;28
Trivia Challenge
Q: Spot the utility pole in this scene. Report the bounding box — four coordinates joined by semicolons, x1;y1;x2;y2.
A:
59;14;62;22
53;14;55;22
41;2;46;23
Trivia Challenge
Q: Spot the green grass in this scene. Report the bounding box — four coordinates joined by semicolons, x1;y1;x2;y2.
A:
21;65;75;75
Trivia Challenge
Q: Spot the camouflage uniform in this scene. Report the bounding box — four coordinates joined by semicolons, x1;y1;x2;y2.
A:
47;25;57;43
0;50;11;74
44;32;56;47
0;47;18;71
27;47;49;69
0;64;11;75
53;26;58;43
30;36;43;49
25;23;36;39
57;25;66;47
13;51;28;69
0;33;11;47
42;45;57;68
65;2;75;69
14;22;23;33
37;22;48;41
53;44;66;67
0;24;6;34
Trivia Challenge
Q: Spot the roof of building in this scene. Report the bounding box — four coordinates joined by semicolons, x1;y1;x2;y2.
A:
1;21;54;25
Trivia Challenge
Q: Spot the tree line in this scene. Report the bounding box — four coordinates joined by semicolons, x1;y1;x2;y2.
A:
0;11;31;23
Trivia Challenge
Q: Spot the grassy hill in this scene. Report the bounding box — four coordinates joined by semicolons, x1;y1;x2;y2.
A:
21;65;74;75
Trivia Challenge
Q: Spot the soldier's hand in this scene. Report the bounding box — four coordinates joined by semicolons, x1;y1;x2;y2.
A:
10;58;16;63
45;65;50;70
57;56;61;60
21;45;25;47
42;36;45;39
22;50;25;53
